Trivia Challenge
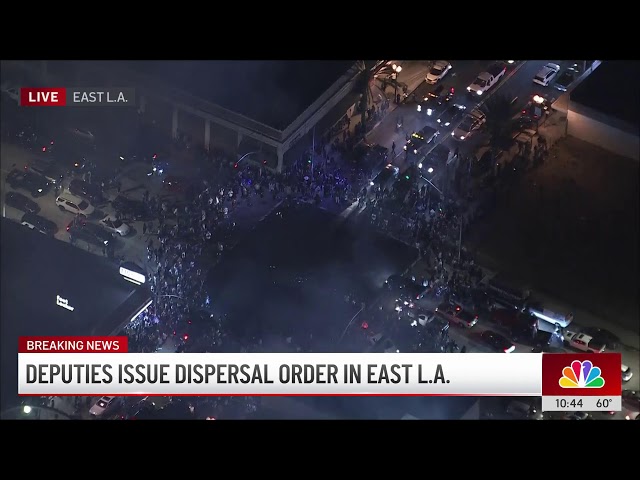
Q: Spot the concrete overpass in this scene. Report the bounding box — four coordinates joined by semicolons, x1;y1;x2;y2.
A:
8;60;364;172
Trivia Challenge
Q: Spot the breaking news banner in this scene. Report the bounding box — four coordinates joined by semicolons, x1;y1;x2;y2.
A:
16;337;621;407
19;87;136;107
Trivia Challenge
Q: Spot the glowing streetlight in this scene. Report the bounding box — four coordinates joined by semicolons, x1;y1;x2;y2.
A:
418;163;423;169
392;64;403;103
427;167;434;173
23;405;32;414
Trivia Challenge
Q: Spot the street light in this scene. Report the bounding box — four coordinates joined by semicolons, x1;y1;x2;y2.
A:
392;64;403;103
23;405;32;414
427;167;434;174
234;151;259;169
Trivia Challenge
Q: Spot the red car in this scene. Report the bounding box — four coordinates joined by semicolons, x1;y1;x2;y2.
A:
162;175;189;193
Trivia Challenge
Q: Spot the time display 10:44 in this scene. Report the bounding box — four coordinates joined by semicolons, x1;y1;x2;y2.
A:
556;398;583;409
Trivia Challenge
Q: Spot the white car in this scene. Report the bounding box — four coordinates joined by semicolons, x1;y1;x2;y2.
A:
452;110;486;141
1;82;20;103
426;61;452;84
89;396;117;416
100;215;130;236
533;63;561;87
56;193;95;216
564;330;606;353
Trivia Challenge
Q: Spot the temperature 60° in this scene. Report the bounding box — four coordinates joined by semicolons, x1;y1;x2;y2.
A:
596;399;612;408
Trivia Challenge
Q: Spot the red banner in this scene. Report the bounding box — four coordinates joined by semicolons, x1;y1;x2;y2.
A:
542;352;621;397
20;87;66;106
18;336;128;353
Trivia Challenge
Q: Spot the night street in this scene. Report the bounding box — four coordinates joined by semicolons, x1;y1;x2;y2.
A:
1;59;638;421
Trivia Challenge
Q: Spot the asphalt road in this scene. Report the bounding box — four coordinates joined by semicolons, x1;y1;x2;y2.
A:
367;60;578;181
0;142;152;263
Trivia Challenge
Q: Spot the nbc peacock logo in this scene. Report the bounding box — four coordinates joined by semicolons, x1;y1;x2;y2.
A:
559;360;605;388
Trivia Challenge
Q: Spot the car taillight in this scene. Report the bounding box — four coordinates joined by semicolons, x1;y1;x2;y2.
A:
42;146;47;152
475;315;479;320
455;306;461;311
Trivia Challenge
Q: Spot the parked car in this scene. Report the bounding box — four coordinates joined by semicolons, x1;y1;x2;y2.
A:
25;158;65;185
67;217;112;247
479;330;516;353
100;215;131;236
506;400;544;420
554;67;579;92
579;326;620;350
6;169;50;197
56;193;95;216
5;191;40;214
21;213;58;235
68;179;104;204
426;61;452;84
564;330;606;353
435;303;479;328
533;63;561;87
111;195;152;221
89;396;117;416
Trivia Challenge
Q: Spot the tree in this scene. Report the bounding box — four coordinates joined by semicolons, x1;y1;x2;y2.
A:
479;94;521;153
356;61;384;136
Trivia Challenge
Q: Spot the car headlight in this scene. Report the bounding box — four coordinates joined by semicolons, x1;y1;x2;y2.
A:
477;90;483;95
403;145;407;151
444;122;450;127
413;149;418;155
467;87;471;92
460;136;465;140
37;188;43;192
417;105;422;112
426;108;433;116
437;118;441;123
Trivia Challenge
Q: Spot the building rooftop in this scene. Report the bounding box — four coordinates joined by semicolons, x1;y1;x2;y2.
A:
570;61;640;128
126;60;356;130
0;219;149;410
